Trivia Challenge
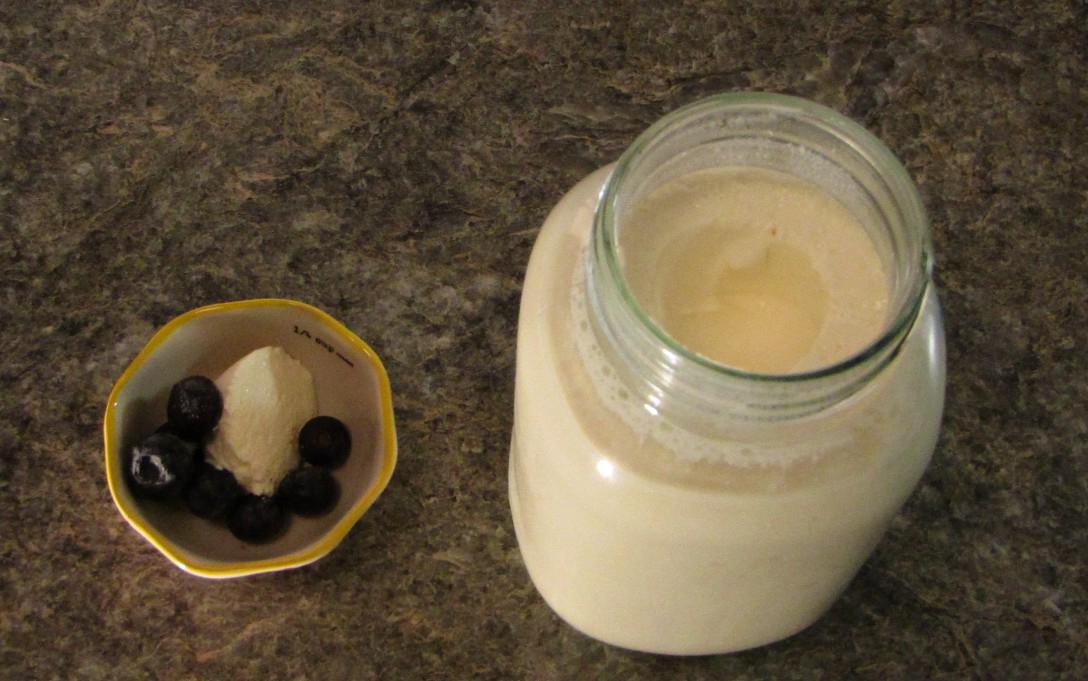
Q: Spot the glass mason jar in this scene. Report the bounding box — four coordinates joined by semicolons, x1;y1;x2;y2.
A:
508;93;945;655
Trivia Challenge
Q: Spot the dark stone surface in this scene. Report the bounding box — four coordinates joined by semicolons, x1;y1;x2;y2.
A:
2;1;1085;679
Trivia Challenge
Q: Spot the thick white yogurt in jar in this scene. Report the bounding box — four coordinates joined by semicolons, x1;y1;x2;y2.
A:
621;165;888;374
508;94;945;655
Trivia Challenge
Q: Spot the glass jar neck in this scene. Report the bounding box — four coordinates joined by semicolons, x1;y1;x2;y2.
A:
585;92;932;422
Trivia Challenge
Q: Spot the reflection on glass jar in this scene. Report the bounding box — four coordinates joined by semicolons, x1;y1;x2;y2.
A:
508;93;945;655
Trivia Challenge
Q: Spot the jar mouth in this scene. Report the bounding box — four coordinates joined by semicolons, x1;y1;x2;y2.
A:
593;92;932;387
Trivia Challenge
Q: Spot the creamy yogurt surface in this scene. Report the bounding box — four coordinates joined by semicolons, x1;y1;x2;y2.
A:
207;346;318;495
619;166;888;374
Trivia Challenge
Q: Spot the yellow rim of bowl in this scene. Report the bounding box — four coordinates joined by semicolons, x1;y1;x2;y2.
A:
103;298;398;578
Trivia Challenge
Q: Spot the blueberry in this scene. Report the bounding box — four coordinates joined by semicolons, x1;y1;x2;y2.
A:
167;376;222;439
298;416;351;468
155;422;205;465
127;432;197;498
184;461;244;521
227;495;288;543
154;421;182;437
276;466;339;516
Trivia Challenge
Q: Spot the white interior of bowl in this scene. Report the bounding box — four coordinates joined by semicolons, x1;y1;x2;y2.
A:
106;301;393;574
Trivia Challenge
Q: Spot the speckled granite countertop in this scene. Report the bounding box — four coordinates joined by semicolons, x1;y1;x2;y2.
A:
2;2;1085;679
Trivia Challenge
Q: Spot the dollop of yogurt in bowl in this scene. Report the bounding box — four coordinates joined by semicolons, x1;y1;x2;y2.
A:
207;346;317;496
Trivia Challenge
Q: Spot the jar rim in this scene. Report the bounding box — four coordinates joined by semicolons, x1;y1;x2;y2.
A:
593;91;932;386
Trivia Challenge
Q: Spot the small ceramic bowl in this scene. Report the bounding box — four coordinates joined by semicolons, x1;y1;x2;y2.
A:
104;299;397;578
